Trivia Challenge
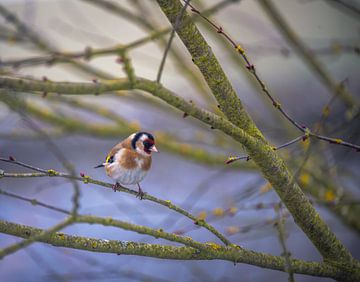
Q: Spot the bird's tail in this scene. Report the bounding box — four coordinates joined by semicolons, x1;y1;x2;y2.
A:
94;164;105;168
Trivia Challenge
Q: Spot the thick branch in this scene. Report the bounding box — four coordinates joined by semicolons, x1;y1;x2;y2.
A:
0;220;353;280
151;0;358;266
0;217;74;259
0;75;357;265
155;0;264;140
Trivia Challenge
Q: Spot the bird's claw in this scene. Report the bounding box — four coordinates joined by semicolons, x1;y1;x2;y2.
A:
136;187;145;200
112;182;121;192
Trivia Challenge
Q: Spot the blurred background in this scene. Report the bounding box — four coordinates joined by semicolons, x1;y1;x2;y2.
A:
0;0;359;281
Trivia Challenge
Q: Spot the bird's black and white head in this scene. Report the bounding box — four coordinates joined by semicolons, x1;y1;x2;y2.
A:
131;132;158;156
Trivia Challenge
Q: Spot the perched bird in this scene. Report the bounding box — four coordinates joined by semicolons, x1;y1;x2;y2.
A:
95;132;158;199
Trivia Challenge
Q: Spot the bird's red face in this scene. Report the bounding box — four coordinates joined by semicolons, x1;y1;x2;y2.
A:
132;132;158;156
143;138;158;155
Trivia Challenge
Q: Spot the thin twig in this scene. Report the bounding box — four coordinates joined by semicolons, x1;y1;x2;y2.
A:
0;189;70;215
257;0;358;113
275;205;295;282
324;0;360;18
5;95;80;217
0;4;112;79
226;134;305;164
0;157;231;246
156;0;190;83
0;29;169;69
183;1;360;154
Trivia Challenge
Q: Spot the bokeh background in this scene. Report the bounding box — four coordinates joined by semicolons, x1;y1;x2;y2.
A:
0;0;359;281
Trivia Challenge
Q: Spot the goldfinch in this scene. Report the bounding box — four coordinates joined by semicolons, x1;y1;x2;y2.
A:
95;132;158;199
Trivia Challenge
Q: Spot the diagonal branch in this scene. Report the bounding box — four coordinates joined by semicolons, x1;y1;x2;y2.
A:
182;2;360;152
156;0;264;140
0;76;359;267
257;0;359;115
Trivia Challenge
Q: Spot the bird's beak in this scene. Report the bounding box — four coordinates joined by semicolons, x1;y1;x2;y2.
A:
150;145;159;153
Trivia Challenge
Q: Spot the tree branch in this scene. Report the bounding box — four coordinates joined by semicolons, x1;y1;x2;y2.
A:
0;220;351;280
155;0;264;140
0;217;74;259
0;158;230;246
1;75;359;265
257;0;359;115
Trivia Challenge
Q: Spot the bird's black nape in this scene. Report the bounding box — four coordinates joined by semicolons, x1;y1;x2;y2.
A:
131;132;154;150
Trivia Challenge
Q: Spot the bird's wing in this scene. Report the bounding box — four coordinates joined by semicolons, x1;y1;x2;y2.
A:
95;136;135;168
106;137;133;163
105;143;123;164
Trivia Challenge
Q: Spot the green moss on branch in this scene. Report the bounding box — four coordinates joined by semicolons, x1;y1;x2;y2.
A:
155;0;263;140
0;75;357;267
0;220;353;280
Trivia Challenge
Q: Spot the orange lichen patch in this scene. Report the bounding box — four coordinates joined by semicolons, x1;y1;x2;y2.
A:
47;169;58;176
57;233;65;240
325;190;336;202
205;242;221;250
197;211;207;220
259;182;272;194
299;173;311;187
227;207;238;216
212;208;224;217
230;244;242;249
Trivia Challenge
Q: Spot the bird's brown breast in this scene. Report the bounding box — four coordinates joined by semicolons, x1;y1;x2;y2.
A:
118;149;152;171
141;156;152;171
